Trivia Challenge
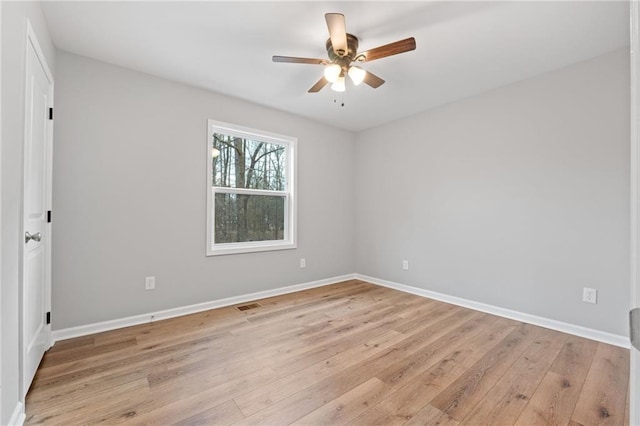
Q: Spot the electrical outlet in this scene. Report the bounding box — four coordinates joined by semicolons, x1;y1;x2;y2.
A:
300;258;306;268
402;260;409;270
145;276;155;290
582;287;597;304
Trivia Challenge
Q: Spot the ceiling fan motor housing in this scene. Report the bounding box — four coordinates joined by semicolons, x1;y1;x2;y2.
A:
326;33;359;70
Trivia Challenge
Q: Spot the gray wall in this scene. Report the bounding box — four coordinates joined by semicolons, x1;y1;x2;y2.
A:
1;2;56;423
52;51;355;330
355;49;630;336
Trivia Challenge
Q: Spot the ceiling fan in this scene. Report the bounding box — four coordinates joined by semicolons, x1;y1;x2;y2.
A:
272;13;416;93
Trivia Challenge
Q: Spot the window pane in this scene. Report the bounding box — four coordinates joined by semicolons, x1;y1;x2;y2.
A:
214;193;285;243
212;133;286;191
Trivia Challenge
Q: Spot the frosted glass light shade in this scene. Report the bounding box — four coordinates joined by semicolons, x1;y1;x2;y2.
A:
323;64;341;83
348;66;366;85
331;76;346;92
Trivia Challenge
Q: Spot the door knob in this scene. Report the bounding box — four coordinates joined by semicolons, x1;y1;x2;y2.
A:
25;231;41;244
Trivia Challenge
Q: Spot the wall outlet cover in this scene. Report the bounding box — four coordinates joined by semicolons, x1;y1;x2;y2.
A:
582;287;597;304
145;276;155;290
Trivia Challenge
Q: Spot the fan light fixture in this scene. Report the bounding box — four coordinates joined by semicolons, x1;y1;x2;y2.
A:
348;66;366;85
272;13;416;94
325;64;367;91
331;76;346;92
323;64;341;83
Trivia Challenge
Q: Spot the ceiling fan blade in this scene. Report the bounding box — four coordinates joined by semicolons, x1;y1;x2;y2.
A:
308;77;329;93
273;56;327;65
359;37;416;63
362;70;385;88
325;13;348;57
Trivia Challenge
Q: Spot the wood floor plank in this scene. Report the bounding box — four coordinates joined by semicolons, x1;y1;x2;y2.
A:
35;316;249;381
37;336;138;367
292;377;391;425
375;313;501;388
349;316;517;425
269;304;477;377
570;343;630;425
233;312;486;425
514;336;599;425
172;400;245;426
139;298;400;394
31;329;250;400
261;304;411;374
47;335;95;351
234;330;406;417
25;377;150;424
430;322;543;421
459;327;568;425
241;282;378;324
404;404;459;426
116;367;279;425
24;280;629;426
392;302;457;334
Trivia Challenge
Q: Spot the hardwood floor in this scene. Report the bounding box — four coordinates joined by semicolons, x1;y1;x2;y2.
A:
25;280;630;425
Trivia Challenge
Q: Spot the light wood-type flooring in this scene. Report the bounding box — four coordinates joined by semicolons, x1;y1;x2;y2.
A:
25;280;630;425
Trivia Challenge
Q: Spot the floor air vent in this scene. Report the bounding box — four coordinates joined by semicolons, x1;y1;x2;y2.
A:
236;302;262;311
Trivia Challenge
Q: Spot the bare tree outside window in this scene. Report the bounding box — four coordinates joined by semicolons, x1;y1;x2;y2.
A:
211;132;289;245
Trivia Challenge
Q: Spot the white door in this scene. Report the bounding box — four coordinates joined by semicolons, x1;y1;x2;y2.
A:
21;23;53;396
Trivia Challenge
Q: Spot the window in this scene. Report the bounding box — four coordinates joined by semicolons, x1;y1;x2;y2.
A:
206;120;296;256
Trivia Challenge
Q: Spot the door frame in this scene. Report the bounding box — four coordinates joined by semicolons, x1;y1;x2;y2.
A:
20;20;53;398
630;1;639;424
0;1;3;422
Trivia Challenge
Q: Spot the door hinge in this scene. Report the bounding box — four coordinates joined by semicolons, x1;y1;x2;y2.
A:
49;107;53;120
46;311;51;325
631;308;640;351
47;210;52;223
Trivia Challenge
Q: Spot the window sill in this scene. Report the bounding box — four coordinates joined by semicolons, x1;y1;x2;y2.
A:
206;240;297;256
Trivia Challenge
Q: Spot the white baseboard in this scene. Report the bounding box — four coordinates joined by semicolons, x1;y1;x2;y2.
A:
8;401;25;426
52;274;356;342
355;273;630;349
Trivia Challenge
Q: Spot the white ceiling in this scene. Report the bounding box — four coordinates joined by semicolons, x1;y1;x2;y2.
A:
40;1;630;132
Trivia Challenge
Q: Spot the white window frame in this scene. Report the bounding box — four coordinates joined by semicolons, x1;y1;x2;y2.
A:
206;119;297;256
